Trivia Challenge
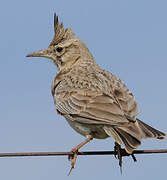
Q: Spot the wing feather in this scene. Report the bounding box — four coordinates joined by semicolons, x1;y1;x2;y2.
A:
55;91;129;125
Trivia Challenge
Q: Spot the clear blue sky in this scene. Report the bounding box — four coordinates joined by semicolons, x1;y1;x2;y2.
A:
0;0;167;179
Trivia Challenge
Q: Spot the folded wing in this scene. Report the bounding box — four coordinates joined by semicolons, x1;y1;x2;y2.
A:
54;90;131;125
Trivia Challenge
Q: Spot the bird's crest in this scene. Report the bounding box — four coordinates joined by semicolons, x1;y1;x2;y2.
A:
49;13;74;46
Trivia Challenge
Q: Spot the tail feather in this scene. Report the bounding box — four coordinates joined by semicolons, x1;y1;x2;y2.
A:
104;119;166;154
137;119;166;139
114;127;141;153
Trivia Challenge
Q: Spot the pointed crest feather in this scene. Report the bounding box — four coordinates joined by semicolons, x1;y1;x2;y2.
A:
49;13;74;46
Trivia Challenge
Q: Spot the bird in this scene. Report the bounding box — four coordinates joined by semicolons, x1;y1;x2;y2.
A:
27;13;166;173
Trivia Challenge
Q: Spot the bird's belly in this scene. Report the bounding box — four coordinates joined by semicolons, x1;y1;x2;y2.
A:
66;118;109;139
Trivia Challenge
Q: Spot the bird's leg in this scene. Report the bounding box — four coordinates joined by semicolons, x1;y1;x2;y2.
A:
114;142;123;174
68;135;93;175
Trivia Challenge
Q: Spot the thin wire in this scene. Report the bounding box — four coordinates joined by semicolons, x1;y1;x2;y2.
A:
0;149;167;158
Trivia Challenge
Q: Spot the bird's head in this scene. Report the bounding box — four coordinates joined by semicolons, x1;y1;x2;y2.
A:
27;13;94;71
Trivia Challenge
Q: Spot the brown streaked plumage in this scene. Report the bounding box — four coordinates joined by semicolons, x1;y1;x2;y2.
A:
27;13;166;172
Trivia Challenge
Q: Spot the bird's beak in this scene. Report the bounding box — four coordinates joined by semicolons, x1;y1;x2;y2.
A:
26;49;50;58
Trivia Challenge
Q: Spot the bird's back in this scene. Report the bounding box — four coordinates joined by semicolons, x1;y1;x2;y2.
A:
52;64;139;122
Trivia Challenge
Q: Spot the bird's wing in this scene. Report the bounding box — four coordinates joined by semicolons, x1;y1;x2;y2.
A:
54;89;130;125
103;71;139;121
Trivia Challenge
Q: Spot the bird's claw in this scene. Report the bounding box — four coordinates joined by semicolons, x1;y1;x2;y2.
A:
131;153;137;162
114;142;123;174
68;148;78;175
114;142;137;174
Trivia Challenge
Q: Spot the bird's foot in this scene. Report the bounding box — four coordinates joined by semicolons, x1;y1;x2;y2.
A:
68;148;78;175
67;136;93;175
114;142;124;174
114;142;137;174
131;153;137;162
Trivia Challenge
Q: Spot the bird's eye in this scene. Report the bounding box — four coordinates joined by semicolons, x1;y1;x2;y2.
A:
56;47;63;53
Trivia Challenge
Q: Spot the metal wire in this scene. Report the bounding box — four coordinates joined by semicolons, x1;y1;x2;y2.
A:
0;149;167;158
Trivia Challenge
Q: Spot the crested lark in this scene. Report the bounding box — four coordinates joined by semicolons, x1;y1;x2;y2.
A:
27;13;166;172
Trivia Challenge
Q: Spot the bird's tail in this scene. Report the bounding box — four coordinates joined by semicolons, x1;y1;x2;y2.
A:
104;119;166;154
